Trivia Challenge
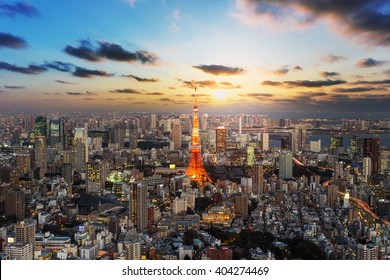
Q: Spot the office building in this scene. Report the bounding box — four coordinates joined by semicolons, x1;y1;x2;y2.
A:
216;127;227;152
35;136;47;179
172;122;182;150
4;242;33;260
279;151;292;180
129;183;148;231
234;194;248;219
86;160;107;194
34;116;47;137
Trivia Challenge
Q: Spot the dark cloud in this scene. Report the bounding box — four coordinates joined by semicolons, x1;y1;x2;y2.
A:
55;80;76;84
322;54;347;63
192;64;244;76
176;94;184;97
334;87;387;93
125;74;160;82
268;66;289;76
0;61;46;75
190;93;212;97
86;91;97;96
159;98;172;102
84;98;95;100
44;61;74;72
64;40;101;62
110;88;142;94
181;79;241;89
293;66;303;71
261;79;346;88
319;71;339;78
43;92;61;95
0;2;40;18
168;86;176;90
64;40;158;64
145;92;165;95
73;67;112;78
105;98;116;101
4;85;24;89
0;32;28;49
356;58;387;68
66;92;84;96
234;0;390;46
352;79;390;85
246;93;273;98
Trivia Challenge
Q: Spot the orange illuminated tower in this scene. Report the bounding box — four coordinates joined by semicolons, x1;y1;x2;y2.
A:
186;92;212;186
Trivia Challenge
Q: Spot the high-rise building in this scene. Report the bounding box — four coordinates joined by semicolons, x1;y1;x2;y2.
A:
49;118;65;148
201;113;208;131
279;151;292;180
310;140;321;153
363;157;372;181
349;135;363;156
16;153;31;176
234;194;248;219
4;242;33;260
295;128;306;151
252;165;264;195
327;184;339;208
150;114;157;130
73;127;88;173
34;116;47;137
124;240;141;260
333;161;344;182
261;132;269;151
172;122;182;150
281;136;291;151
363;138;381;176
35;136;47;179
129;183;148;232
15;220;36;248
356;241;378;260
238;116;242;135
216;126;227;153
246;146;255;166
5;190;25;221
330;136;343;154
172;197;187;215
61;163;73;185
86;160;107;194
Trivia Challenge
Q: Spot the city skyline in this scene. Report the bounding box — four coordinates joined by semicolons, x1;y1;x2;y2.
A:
0;0;390;113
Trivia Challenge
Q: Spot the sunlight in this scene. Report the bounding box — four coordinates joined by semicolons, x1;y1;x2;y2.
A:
212;90;226;101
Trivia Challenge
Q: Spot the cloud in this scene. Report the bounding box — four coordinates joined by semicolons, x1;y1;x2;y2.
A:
169;22;180;32
44;61;74;72
0;32;28;49
66;92;84;96
334;86;388;93
246;93;274;98
293;66;303;71
193;64;244;76
0;1;40;18
268;66;289;76
176;94;184;97
64;40;101;62
169;87;176;90
123;0;136;7
233;0;390;46
110;88;142;94
0;61;46;74
125;74;160;82
64;40;158;64
55;80;76;84
86;91;97;96
73;67;112;78
352;79;390;85
43;92;61;95
159;98;172;102
4;85;24;89
146;92;165;95
181;79;241;89
322;54;347;63
356;58;387;68
172;8;180;19
261;79;346;88
319;71;339;78
384;69;390;75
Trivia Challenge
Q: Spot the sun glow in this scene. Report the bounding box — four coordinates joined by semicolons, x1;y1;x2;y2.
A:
212;90;226;100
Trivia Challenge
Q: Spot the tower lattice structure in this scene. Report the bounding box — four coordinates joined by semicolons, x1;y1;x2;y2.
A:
186;95;212;186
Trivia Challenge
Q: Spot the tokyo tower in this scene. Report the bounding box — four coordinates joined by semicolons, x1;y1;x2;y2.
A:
186;92;212;186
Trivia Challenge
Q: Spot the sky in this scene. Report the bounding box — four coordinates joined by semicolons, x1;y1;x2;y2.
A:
0;0;390;114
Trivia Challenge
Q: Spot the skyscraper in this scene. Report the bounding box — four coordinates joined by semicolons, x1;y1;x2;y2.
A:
129;183;148;232
363;138;381;177
86;160;107;194
34;116;47;137
49;118;65;148
252;165;264;195
15;220;36;248
35;136;47;179
73;127;88;173
281;135;291;151
279;151;292;179
234;194;248;219
172;122;182;150
327;184;339;208
216;126;227;153
261;132;269;151
247;146;254;166
150;114;157;130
